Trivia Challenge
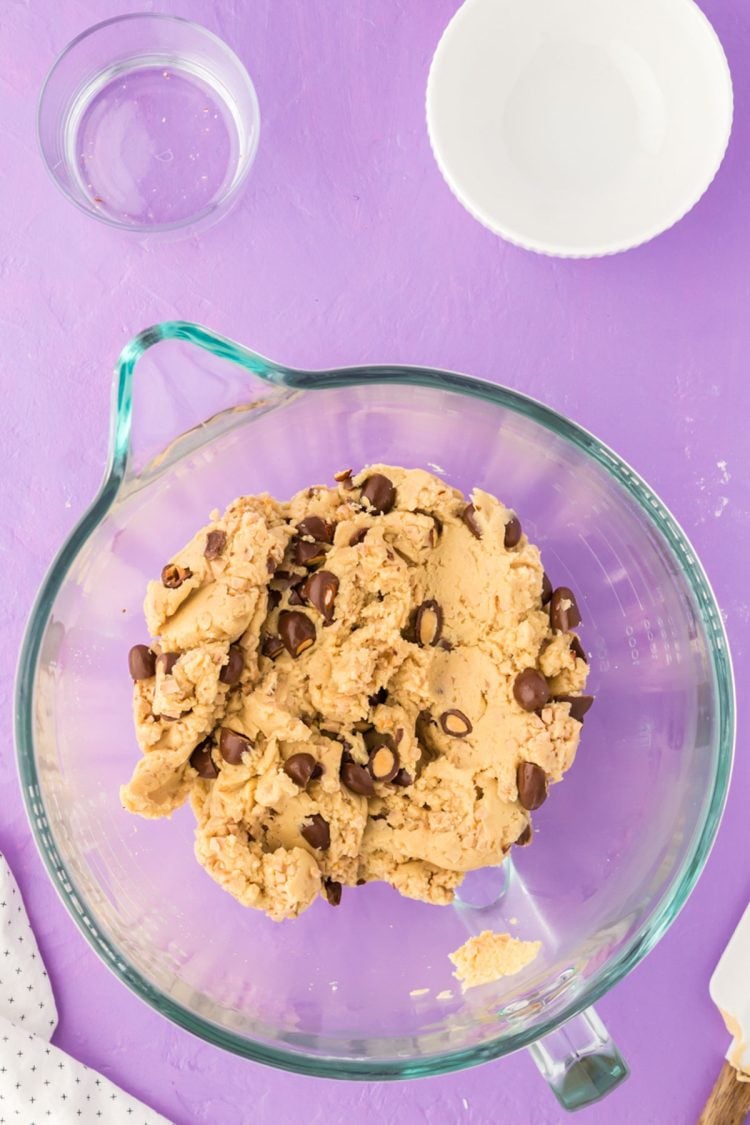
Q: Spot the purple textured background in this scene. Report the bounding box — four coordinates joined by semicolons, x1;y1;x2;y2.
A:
2;2;749;1122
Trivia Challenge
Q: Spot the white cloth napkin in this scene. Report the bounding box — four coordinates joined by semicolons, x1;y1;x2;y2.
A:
0;853;170;1124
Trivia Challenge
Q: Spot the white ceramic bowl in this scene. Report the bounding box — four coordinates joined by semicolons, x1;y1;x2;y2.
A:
426;0;733;257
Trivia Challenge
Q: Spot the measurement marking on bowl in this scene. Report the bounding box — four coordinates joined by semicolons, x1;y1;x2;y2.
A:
577;533;629;618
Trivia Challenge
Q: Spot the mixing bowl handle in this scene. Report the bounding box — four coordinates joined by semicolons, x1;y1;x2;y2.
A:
111;321;294;482
527;1006;628;1111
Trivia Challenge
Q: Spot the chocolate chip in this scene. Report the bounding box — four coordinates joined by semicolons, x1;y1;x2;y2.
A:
304;570;339;623
287;580;307;606
219;728;254;765
415;600;443;647
260;634;285;659
334;468;354;488
297;515;335;544
369;686;388;706
268;588;282;610
504;514;522;549
438;638;454;652
360;473;396;514
392;768;413;787
128;644;155;680
266;555;278;575
320;728;348;747
220;645;243;685
341;761;376;796
293;539;327;568
283;753;319;789
301;813;330;850
570;635;588;664
362;729;394;753
349;527;368;546
190;739;218;779
517;762;548;810
415;710;435;745
553;694;594;722
161;563;192;589
368;744;400;782
416;509;443;548
324;879;342;906
401;610;417;644
541;572;553;605
205;530;227;560
513;668;550;712
279;611;316;657
157;652;179;675
550;586;582;632
516;822;533;847
461;503;482;539
439;710;473;737
352;720;372;733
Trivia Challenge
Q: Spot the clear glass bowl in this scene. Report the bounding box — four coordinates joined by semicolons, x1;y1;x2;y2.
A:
37;15;260;235
15;323;734;1110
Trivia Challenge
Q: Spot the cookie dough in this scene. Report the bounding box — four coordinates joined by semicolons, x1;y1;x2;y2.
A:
449;930;542;991
122;466;591;921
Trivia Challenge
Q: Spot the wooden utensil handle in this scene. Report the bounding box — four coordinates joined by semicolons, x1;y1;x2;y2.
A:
699;1061;750;1125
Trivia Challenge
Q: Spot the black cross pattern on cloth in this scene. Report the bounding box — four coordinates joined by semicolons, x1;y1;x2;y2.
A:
0;852;170;1123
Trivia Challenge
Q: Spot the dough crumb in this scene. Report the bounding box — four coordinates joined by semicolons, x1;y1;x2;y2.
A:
409;987;429;997
436;989;454;1001
449;930;541;991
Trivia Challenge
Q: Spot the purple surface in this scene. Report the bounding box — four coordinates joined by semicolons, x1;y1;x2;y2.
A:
2;1;749;1122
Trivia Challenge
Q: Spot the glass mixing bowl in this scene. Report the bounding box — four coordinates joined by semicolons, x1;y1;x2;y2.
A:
15;322;734;1110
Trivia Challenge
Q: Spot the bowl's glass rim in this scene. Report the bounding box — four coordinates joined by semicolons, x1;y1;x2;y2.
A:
36;13;261;235
14;320;736;1078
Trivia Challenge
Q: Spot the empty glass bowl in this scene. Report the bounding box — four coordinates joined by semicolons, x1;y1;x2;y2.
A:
37;15;260;234
15;323;734;1110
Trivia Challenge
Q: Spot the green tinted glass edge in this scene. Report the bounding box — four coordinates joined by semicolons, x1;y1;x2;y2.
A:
14;320;735;1079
